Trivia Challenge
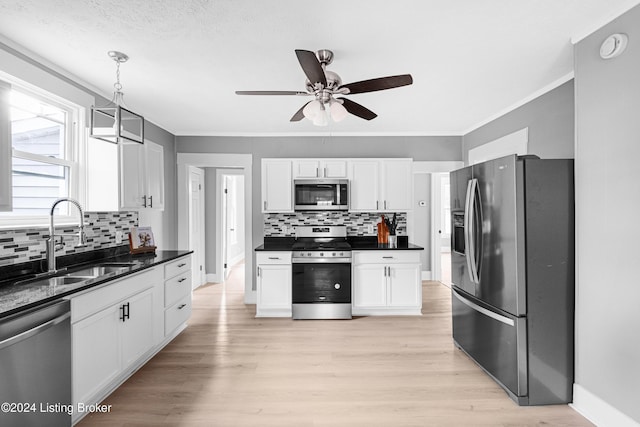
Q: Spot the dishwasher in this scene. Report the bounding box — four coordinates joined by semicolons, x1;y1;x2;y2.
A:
0;299;71;427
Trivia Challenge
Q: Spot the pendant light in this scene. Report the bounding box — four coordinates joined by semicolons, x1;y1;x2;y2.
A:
90;51;144;144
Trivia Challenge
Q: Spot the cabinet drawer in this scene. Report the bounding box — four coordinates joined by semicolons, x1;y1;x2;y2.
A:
256;251;291;265
353;250;421;265
165;295;191;336
71;267;161;323
165;270;192;307
165;255;191;279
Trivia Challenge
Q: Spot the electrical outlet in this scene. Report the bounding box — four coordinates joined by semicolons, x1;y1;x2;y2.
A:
115;230;124;244
367;224;374;234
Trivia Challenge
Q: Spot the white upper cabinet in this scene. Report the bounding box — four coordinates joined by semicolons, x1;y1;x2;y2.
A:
262;159;292;212
120;140;165;210
349;158;412;212
293;159;348;179
380;159;412;211
349;160;380;211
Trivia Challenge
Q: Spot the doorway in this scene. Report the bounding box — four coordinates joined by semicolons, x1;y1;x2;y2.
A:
217;170;245;281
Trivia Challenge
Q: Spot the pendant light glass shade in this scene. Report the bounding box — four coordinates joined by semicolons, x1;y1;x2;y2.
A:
90;51;144;144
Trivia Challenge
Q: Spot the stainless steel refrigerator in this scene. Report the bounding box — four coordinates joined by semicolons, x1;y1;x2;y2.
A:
450;154;574;405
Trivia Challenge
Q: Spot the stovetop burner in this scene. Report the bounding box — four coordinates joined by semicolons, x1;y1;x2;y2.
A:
292;226;351;260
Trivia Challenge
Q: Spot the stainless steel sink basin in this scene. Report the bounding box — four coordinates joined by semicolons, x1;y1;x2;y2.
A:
66;265;128;277
49;276;89;285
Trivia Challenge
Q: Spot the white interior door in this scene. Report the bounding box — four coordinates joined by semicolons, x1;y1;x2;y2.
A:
189;167;205;289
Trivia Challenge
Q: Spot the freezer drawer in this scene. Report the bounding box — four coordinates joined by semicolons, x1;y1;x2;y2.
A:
452;287;527;402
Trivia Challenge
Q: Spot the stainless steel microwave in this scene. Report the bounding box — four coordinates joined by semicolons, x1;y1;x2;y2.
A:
294;179;349;211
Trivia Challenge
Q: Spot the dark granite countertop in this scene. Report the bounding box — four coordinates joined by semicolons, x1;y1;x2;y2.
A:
0;249;192;319
255;236;423;251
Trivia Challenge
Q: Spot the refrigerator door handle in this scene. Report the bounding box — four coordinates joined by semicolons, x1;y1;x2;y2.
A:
464;180;476;284
452;288;514;326
465;178;480;284
472;178;483;282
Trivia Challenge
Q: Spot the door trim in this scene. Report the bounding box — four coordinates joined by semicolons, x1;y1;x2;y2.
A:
177;153;254;304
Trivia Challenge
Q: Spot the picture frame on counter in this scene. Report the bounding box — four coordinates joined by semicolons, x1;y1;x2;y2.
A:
129;226;157;254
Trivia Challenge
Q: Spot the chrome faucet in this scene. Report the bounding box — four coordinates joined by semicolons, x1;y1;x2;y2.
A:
47;197;87;273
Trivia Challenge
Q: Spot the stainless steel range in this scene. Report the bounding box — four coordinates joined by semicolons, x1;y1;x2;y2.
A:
291;226;352;320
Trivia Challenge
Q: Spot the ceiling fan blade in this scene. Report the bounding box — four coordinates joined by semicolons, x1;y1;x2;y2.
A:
338;98;377;120
290;101;312;122
235;90;309;96
339;74;413;95
295;49;327;86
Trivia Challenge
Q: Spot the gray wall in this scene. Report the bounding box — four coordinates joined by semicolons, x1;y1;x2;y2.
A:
176;135;462;255
204;168;217;273
574;4;640;423
463;80;575;162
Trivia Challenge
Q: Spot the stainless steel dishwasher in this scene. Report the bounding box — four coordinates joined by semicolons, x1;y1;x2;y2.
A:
0;299;71;427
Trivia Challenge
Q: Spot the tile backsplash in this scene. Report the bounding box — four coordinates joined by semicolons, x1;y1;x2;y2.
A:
0;211;137;267
264;212;407;237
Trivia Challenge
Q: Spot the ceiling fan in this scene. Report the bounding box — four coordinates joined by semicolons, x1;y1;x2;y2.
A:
235;49;413;126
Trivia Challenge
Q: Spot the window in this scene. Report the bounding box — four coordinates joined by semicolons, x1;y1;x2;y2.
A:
0;81;82;224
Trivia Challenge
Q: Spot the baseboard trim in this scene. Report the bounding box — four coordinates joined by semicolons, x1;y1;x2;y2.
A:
206;273;220;283
571;384;640;427
421;271;432;280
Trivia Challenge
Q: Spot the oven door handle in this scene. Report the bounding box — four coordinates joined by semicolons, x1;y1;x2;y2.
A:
292;258;352;264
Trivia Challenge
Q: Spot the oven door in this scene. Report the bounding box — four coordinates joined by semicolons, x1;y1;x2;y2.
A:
292;261;352;304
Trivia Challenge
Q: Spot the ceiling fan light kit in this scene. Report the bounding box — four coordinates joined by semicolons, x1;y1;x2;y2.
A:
90;50;145;144
236;49;413;126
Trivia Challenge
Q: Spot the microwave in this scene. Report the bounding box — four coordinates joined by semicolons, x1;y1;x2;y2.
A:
294;179;349;211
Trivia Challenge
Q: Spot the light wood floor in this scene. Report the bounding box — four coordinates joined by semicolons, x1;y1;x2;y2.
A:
79;264;592;427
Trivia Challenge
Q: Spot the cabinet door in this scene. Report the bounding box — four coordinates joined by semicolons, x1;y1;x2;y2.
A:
388;264;422;308
73;305;120;406
323;160;347;178
145;141;165;210
353;264;387;308
381;159;412;211
121;288;155;369
0;82;11;212
257;264;292;314
262;160;292;212
349;160;379;211
119;142;145;209
293;160;320;178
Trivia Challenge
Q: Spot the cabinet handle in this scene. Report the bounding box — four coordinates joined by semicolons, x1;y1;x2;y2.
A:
384;266;388;277
257;266;261;277
178;304;187;310
149;195;153;208
178;277;186;283
384;200;387;209
142;195;147;208
324;167;327;177
316;167;319;177
376;200;379;210
264;201;267;211
382;256;394;259
120;302;130;322
178;263;186;268
268;257;280;260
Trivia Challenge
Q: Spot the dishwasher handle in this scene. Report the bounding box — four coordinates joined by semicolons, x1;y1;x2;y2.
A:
0;311;70;350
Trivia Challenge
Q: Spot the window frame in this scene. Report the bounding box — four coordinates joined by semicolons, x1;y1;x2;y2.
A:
0;78;86;229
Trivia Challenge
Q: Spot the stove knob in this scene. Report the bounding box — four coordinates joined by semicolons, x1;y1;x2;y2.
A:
334;283;341;289
307;252;312;257
339;252;343;256
332;252;336;256
300;253;304;257
320;252;324;257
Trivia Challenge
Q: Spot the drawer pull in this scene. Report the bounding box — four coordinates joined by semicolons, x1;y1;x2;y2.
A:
382;256;394;259
177;263;187;268
178;278;186;283
178;304;187;310
268;257;280;260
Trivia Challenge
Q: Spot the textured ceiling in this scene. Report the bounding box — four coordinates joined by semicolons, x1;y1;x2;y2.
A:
0;0;637;136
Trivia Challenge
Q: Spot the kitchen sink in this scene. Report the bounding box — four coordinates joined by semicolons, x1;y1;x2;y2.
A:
66;265;129;277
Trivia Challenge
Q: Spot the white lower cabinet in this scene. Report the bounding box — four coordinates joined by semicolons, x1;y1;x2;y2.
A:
71;268;161;415
352;250;422;316
256;252;291;317
71;254;192;423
